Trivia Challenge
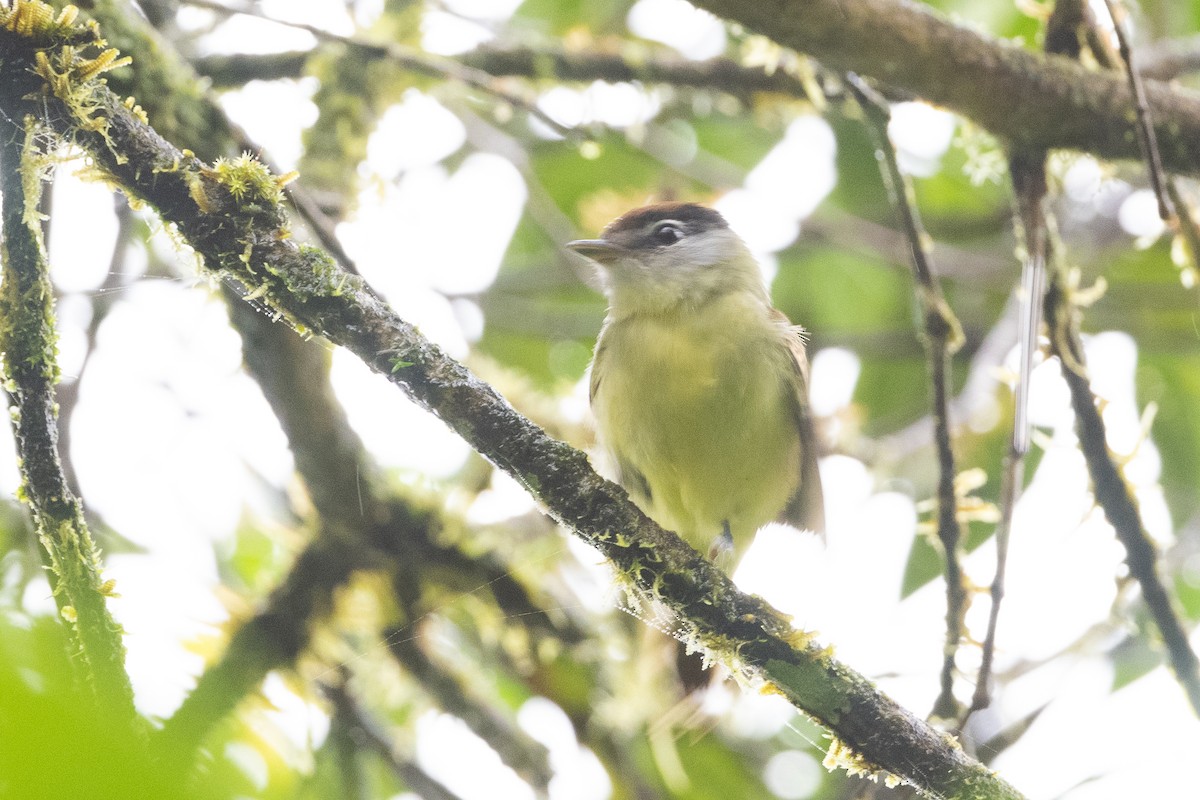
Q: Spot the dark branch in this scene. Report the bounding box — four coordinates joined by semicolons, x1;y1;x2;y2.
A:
0;91;137;729
694;0;1200;176
845;74;969;722
1103;0;1174;220
194;44;818;101
1044;270;1200;717
322;679;467;800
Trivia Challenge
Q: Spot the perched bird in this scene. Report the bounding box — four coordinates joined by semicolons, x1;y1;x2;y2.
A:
568;202;824;569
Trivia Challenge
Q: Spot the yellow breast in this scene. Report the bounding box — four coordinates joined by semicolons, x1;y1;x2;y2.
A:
591;292;801;557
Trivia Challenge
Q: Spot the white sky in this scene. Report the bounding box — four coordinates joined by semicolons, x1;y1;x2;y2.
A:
0;1;1193;799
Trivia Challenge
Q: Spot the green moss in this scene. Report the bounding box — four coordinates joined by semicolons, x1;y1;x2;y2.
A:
60;0;226;158
0;120;60;386
0;262;59;383
212;152;290;205
265;242;354;302
3;2;133;144
0;1;89;46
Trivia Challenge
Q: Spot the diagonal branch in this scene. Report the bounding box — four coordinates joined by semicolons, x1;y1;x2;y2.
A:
1103;0;1174;221
322;678;468;800
1030;0;1200;719
58;1;577;773
1044;272;1200;717
0;16;1024;798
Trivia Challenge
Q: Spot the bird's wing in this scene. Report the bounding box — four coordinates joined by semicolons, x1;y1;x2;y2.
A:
589;322;610;404
773;311;826;537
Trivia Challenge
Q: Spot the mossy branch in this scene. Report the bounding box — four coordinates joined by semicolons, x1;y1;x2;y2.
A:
30;3;573;773
0;51;136;732
0;9;1023;797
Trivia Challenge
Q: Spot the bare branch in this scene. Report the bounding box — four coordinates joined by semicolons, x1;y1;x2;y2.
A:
322;679;468;800
1044;270;1200;717
693;0;1200;175
1104;0;1175;220
844;74;969;722
183;0;580;139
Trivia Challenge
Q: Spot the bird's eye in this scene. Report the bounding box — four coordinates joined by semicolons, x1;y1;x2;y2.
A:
651;222;683;245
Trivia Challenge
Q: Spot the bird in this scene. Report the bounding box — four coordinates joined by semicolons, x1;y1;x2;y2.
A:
568;201;824;571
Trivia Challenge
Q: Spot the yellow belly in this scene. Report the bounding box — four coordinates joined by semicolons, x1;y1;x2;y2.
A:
592;295;800;557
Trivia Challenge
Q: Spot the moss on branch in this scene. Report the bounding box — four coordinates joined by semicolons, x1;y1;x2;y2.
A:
0;4;136;728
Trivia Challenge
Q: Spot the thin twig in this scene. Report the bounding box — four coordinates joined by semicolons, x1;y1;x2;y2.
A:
322;678;468;800
183;0;581;139
1044;270;1200;717
844;73;969;721
1104;0;1175;221
384;579;554;791
961;149;1048;723
968;451;1016;719
1095;4;1200;287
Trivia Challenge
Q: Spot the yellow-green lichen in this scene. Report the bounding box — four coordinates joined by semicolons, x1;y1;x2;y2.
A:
3;1;133;141
210;152;296;206
823;737;902;788
0;1;84;43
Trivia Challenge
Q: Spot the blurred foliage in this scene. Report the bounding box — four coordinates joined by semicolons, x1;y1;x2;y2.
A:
3;0;1200;798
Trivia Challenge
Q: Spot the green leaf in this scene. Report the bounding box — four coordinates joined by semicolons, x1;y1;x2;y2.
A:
1139;353;1200;526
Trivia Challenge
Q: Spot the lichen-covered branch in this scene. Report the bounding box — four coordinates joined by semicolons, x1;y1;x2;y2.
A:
0;16;136;728
50;2;575;770
0;10;1024;797
694;0;1200;175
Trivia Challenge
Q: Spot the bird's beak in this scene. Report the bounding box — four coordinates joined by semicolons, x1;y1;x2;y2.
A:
566;238;625;265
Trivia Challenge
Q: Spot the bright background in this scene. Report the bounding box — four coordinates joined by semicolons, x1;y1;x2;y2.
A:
3;0;1200;798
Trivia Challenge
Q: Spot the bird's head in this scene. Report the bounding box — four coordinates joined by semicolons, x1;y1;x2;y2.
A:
567;202;768;317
